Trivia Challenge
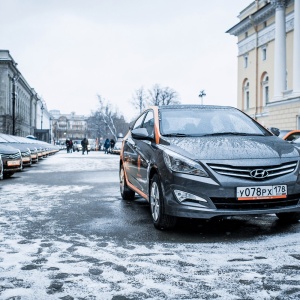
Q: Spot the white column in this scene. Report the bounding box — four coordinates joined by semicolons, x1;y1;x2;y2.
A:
272;0;287;100
293;0;300;95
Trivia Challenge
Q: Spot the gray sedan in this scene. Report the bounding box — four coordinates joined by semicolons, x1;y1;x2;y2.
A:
120;105;300;230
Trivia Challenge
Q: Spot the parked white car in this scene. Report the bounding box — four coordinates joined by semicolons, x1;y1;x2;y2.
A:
72;140;83;152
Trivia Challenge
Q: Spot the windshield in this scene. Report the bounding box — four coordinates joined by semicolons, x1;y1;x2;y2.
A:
0;134;19;143
160;108;270;137
0;136;8;143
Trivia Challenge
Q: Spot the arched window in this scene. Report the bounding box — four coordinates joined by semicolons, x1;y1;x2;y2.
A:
243;80;250;109
261;73;269;106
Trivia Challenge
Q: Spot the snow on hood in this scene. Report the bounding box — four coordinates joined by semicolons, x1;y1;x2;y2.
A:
162;136;299;160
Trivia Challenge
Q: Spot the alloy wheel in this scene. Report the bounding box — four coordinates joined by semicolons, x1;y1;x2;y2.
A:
150;181;160;222
120;167;125;194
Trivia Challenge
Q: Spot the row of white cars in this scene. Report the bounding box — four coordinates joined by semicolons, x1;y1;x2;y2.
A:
0;134;60;180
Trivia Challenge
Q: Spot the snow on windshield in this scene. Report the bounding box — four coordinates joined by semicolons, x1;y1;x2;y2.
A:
160;108;268;136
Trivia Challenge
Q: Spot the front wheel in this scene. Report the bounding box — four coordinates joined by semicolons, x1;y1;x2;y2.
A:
150;174;177;230
276;212;300;223
120;165;135;200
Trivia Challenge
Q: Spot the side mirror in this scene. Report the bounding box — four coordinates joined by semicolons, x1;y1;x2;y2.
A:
131;128;150;139
269;127;280;136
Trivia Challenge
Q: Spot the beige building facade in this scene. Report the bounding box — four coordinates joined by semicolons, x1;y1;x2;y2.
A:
227;0;300;130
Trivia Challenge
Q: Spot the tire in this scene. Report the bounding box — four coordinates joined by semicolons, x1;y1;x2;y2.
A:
120;165;135;200
276;212;300;223
150;174;177;230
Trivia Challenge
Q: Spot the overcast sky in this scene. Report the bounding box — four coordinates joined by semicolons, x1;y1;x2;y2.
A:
0;0;252;121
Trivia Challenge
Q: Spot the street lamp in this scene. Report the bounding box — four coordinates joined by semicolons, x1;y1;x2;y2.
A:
49;117;52;144
198;90;206;105
40;102;44;129
11;74;20;135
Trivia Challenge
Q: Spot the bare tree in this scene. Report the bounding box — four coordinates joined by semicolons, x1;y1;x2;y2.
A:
89;95;129;141
148;84;161;106
131;86;148;114
96;95;118;140
160;87;180;105
148;84;180;106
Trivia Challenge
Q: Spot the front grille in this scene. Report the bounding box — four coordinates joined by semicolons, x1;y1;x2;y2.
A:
208;161;297;181
211;194;300;210
1;152;21;160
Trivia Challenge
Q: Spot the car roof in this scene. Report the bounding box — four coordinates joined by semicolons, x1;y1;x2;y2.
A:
157;104;235;110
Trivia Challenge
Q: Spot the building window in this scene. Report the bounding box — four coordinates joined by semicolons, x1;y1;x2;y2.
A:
246;91;250;109
244;80;250;109
261;73;269;106
262;47;267;61
244;55;248;68
265;86;269;103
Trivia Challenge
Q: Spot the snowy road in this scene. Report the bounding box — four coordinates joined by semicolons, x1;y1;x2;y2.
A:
0;151;300;300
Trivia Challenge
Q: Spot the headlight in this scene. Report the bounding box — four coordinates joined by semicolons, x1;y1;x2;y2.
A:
163;149;209;177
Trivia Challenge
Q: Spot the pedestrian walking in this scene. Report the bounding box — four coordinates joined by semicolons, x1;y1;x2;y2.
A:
66;139;71;153
110;139;115;152
81;138;89;155
104;138;110;154
69;139;73;153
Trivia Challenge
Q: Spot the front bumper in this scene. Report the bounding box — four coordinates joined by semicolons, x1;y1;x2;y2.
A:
162;172;300;219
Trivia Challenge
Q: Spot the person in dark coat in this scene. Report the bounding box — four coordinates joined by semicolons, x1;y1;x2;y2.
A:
81;138;89;155
110;139;115;151
66;139;71;153
69;139;73;153
104;138;110;154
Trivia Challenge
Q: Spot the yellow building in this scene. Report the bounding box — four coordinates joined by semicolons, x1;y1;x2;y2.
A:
227;0;300;130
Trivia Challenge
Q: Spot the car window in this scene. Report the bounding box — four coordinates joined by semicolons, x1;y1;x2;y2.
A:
0;136;8;143
142;110;154;136
160;108;270;136
133;113;146;130
0;134;18;142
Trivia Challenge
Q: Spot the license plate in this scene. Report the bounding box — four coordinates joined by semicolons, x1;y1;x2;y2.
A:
237;185;287;200
22;157;30;162
7;160;20;166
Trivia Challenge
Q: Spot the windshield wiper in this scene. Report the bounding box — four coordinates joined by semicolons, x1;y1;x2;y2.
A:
201;132;265;137
162;133;190;137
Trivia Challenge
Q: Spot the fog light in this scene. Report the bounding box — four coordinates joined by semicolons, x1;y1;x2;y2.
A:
174;190;207;203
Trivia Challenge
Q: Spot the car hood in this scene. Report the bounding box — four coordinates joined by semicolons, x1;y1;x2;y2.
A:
162;135;299;160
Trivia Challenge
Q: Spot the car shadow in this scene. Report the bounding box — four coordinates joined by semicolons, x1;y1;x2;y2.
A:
129;196;299;243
